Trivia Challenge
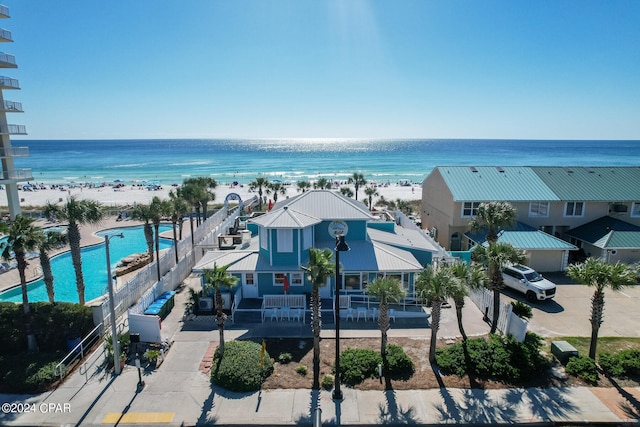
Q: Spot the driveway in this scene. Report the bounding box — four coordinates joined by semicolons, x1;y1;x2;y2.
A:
499;272;640;338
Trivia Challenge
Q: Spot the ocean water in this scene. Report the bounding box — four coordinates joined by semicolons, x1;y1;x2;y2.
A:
15;139;640;186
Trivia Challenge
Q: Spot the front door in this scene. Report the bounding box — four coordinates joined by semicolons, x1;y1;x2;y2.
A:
242;273;259;298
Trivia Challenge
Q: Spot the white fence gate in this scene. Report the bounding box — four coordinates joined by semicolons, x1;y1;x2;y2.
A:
468;288;528;342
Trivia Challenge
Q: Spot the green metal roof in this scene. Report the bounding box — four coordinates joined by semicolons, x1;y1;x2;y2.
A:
436;166;559;202
532;167;640;201
495;231;577;250
567;216;640;249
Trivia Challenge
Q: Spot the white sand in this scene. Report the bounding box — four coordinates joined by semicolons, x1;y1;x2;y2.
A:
1;183;421;210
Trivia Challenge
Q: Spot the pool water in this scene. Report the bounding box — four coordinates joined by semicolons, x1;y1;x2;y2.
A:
0;225;173;303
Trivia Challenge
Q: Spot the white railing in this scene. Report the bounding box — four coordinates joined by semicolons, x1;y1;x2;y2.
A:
231;286;242;323
0;5;9;18
468;287;523;340
0;146;28;157
53;323;103;380
0;52;16;65
0;28;11;41
1;168;32;180
0;76;19;89
0;124;27;134
2;100;22;112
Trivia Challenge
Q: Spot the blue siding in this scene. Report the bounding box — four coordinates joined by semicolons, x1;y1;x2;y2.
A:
270;229;300;266
367;222;395;232
315;220;368;241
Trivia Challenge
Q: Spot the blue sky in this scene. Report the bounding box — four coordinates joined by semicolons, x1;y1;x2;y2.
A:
6;1;640;140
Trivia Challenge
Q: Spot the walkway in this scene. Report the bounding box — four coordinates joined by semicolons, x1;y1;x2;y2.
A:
1;277;639;426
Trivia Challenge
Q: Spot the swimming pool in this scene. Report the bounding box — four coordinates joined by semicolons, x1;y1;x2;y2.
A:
0;225;173;303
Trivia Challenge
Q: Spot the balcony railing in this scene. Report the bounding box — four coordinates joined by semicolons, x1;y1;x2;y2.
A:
1;100;22;112
0;76;19;89
0;5;8;19
0;52;16;67
0;124;26;134
1;168;32;181
0;28;11;42
0;146;28;157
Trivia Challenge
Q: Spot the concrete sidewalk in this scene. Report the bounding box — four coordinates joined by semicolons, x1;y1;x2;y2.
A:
2;280;640;426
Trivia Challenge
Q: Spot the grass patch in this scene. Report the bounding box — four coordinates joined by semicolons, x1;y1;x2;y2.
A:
549;337;640;357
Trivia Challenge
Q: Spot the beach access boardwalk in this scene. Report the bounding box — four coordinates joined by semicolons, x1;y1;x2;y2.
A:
2;274;639;427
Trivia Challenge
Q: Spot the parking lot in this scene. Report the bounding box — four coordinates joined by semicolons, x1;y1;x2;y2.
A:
499;272;640;338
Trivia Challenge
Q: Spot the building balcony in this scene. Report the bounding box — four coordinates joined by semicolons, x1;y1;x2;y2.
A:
0;146;28;157
0;28;11;42
0;5;9;19
1;100;22;112
0;75;19;89
0;124;26;135
1;168;33;182
0;52;16;68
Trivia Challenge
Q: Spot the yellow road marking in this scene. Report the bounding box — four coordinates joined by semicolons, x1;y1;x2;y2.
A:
102;412;174;424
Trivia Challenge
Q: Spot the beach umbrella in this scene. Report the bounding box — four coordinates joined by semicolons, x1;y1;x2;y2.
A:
283;275;290;294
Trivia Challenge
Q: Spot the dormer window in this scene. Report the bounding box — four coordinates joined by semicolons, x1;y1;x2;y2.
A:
565;201;584;217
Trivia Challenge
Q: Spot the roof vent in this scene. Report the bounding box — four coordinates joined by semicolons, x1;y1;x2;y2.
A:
470;167;478;173
563;167;574;174
585;167;595;173
496;167;505;173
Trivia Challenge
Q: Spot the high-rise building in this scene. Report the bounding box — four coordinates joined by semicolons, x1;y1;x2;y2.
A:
0;4;30;219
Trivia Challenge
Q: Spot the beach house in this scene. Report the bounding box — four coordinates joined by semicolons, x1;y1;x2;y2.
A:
421;166;640;270
194;190;439;305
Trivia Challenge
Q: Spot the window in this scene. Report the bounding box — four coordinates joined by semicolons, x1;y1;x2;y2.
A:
632;202;640;218
260;226;267;250
274;273;286;286
277;229;293;252
529;202;549;218
291;272;303;286
344;274;361;291
565;201;584;217
245;273;254;285
303;226;313;249
462;202;481;217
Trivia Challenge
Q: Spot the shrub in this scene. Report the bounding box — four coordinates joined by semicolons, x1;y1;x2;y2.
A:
340;348;382;385
566;356;598;384
0;352;63;393
321;374;334;390
278;352;292;364
599;349;640;377
296;365;308;376
511;301;533;320
210;340;274;392
385;344;414;377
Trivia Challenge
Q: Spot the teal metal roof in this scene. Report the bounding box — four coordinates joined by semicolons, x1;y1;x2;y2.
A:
436;166;559;202
533;167;640;201
567;216;640;249
466;222;576;250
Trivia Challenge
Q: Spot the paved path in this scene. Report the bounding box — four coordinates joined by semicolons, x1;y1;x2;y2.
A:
1;277;640;426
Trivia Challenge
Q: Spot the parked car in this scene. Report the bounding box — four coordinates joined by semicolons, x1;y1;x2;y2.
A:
501;264;557;301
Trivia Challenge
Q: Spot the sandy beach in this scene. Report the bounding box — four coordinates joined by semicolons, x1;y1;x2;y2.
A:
1;182;422;210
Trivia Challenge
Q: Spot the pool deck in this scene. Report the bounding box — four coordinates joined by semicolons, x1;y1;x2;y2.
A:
0;216;160;294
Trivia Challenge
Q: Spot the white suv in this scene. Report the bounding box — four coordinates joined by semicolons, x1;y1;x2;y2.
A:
501;265;557;301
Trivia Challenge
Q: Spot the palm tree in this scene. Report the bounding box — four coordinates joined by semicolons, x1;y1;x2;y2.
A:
185;177;217;221
394;198;412;216
43;197;104;305
0;215;45;352
150;196;172;280
176;183;200;247
566;258;637;359
301;247;335;390
366;277;406;357
449;262;486;341
469;201;517;245
203;264;238;356
168;190;189;262
415;265;458;364
339;186;354;198
472;242;526;333
38;230;68;303
249;177;269;211
313;177;331;190
296;180;311;193
131;203;155;262
348;172;367;201
266;181;287;204
364;186;379;211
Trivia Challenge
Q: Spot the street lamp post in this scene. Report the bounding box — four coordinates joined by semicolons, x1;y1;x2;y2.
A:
105;233;124;375
332;234;349;400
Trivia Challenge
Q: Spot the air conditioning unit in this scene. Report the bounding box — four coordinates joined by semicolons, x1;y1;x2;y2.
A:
611;204;628;213
198;297;213;312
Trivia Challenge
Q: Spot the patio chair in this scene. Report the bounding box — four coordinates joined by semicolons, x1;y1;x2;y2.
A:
292;308;303;322
389;309;396;322
269;308;279;321
345;308;354;321
369;307;378;321
356;307;368;321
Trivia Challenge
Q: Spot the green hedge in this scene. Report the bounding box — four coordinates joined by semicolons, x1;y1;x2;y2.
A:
0;302;94;355
566;356;598;384
340;345;415;386
599;349;640;377
210;340;274;392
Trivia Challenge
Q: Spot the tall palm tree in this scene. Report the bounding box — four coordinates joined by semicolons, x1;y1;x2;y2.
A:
449;262;486;341
185;177;218;221
176;183;200;247
566;258;637;359
469;201;517;245
339;186;354;198
296;180;311;193
203;264;238;356
38;230;68;303
472;242;526;333
150;196;172;280
364;186;379;211
43;197;104;305
301;247;335;390
366;277;406;357
168;190;189;262
266;181;287;204
249;177;269;211
415;265;458;364
313;177;331;190
348;172;367;201
0;215;45;352
131;203;155;262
